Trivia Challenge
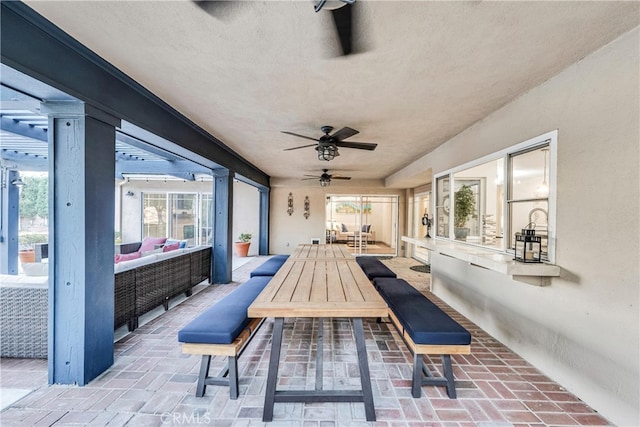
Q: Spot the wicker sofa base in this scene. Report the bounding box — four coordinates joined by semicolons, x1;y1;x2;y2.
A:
1;246;212;359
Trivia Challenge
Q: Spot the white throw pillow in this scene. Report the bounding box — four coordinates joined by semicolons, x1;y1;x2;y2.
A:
22;262;49;277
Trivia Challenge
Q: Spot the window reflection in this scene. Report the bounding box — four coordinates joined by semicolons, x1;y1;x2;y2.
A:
435;176;450;238
509;145;550;259
451;159;504;248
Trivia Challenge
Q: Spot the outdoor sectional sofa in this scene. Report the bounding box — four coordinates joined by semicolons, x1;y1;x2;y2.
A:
0;245;211;358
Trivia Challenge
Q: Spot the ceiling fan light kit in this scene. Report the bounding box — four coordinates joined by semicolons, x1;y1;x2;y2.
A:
317;144;338;161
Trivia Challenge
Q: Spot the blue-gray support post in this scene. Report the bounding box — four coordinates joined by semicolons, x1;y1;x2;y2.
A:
0;169;20;274
43;101;120;386
213;169;233;284
258;188;269;255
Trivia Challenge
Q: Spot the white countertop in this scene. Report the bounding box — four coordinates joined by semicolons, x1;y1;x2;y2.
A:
402;236;561;279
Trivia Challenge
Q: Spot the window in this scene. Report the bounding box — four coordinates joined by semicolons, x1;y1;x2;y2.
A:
143;192;212;246
434;131;556;262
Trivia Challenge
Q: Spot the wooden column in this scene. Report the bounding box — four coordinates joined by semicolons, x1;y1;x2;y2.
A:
0;169;20;274
43;101;120;385
213;169;233;284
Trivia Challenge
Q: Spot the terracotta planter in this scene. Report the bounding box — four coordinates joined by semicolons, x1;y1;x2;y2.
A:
19;249;35;264
234;242;250;257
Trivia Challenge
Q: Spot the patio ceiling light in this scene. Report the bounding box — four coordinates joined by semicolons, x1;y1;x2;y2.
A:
316;143;338;161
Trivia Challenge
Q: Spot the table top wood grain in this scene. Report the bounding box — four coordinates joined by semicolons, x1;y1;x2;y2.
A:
248;245;387;319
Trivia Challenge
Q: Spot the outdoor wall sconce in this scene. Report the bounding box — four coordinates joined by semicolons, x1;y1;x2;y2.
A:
303;196;310;219
125;190;135;197
287;192;294;216
514;224;542;263
11;178;26;187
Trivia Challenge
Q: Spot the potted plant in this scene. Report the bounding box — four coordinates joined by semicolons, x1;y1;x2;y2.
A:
18;233;48;264
453;185;475;240
234;233;252;257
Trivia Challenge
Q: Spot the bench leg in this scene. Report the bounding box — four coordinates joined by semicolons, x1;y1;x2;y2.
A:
412;353;423;398
442;355;456;399
196;355;212;397
228;356;239;399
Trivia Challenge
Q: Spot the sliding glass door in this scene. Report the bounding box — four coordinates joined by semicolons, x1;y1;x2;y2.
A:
325;194;398;256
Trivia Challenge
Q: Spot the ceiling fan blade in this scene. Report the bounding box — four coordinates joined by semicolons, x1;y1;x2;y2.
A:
284;144;318;151
301;177;319;180
330;3;353;56
332;176;352;180
281;131;320;142
331;126;359;141
303;174;322;178
337;141;377;150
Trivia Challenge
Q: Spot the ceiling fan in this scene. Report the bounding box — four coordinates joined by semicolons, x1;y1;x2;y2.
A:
282;125;377;161
194;0;362;56
302;169;351;187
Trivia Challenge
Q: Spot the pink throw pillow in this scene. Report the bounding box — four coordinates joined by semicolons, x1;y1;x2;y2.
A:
114;251;141;264
162;242;180;252
139;236;167;252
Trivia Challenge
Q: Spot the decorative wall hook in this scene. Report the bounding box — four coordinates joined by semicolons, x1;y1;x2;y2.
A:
303;196;310;219
287;192;294;216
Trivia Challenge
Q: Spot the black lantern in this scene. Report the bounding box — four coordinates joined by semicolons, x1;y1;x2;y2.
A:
514;226;542;263
421;211;432;238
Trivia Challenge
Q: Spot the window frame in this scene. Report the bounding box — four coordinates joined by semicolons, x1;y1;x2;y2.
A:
433;130;557;263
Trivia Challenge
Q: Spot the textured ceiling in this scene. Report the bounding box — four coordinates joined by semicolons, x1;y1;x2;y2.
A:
24;0;639;186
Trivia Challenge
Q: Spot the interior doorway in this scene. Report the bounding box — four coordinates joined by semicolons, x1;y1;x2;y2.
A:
325;195;398;256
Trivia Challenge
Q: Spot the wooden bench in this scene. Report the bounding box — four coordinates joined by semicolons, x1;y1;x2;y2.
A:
355;256;397;280
178;275;272;399
373;277;471;398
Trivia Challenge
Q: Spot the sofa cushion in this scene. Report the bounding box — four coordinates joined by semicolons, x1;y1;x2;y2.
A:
250;255;289;277
114;251;142;264
163;242;180;252
178;276;271;344
22;262;49;277
361;224;371;233
139;236;167;252
341;223;348;232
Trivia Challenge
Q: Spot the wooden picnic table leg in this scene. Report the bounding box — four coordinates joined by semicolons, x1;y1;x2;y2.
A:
316;318;324;391
262;317;284;422
353;318;376;421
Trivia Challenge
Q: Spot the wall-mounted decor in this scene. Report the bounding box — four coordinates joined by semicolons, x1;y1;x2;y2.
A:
287;192;294;216
303;196;310;219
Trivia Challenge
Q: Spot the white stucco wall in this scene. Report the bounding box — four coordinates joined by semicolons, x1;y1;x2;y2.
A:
399;28;639;425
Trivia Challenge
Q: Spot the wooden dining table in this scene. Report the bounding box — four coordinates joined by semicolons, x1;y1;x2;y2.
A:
248;244;388;422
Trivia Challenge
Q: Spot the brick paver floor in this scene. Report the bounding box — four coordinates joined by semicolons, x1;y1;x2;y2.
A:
0;256;611;426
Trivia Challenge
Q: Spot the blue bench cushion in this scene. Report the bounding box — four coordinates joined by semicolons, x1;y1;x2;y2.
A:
250;255;289;277
355;256;397;280
374;277;471;346
178;276;271;344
